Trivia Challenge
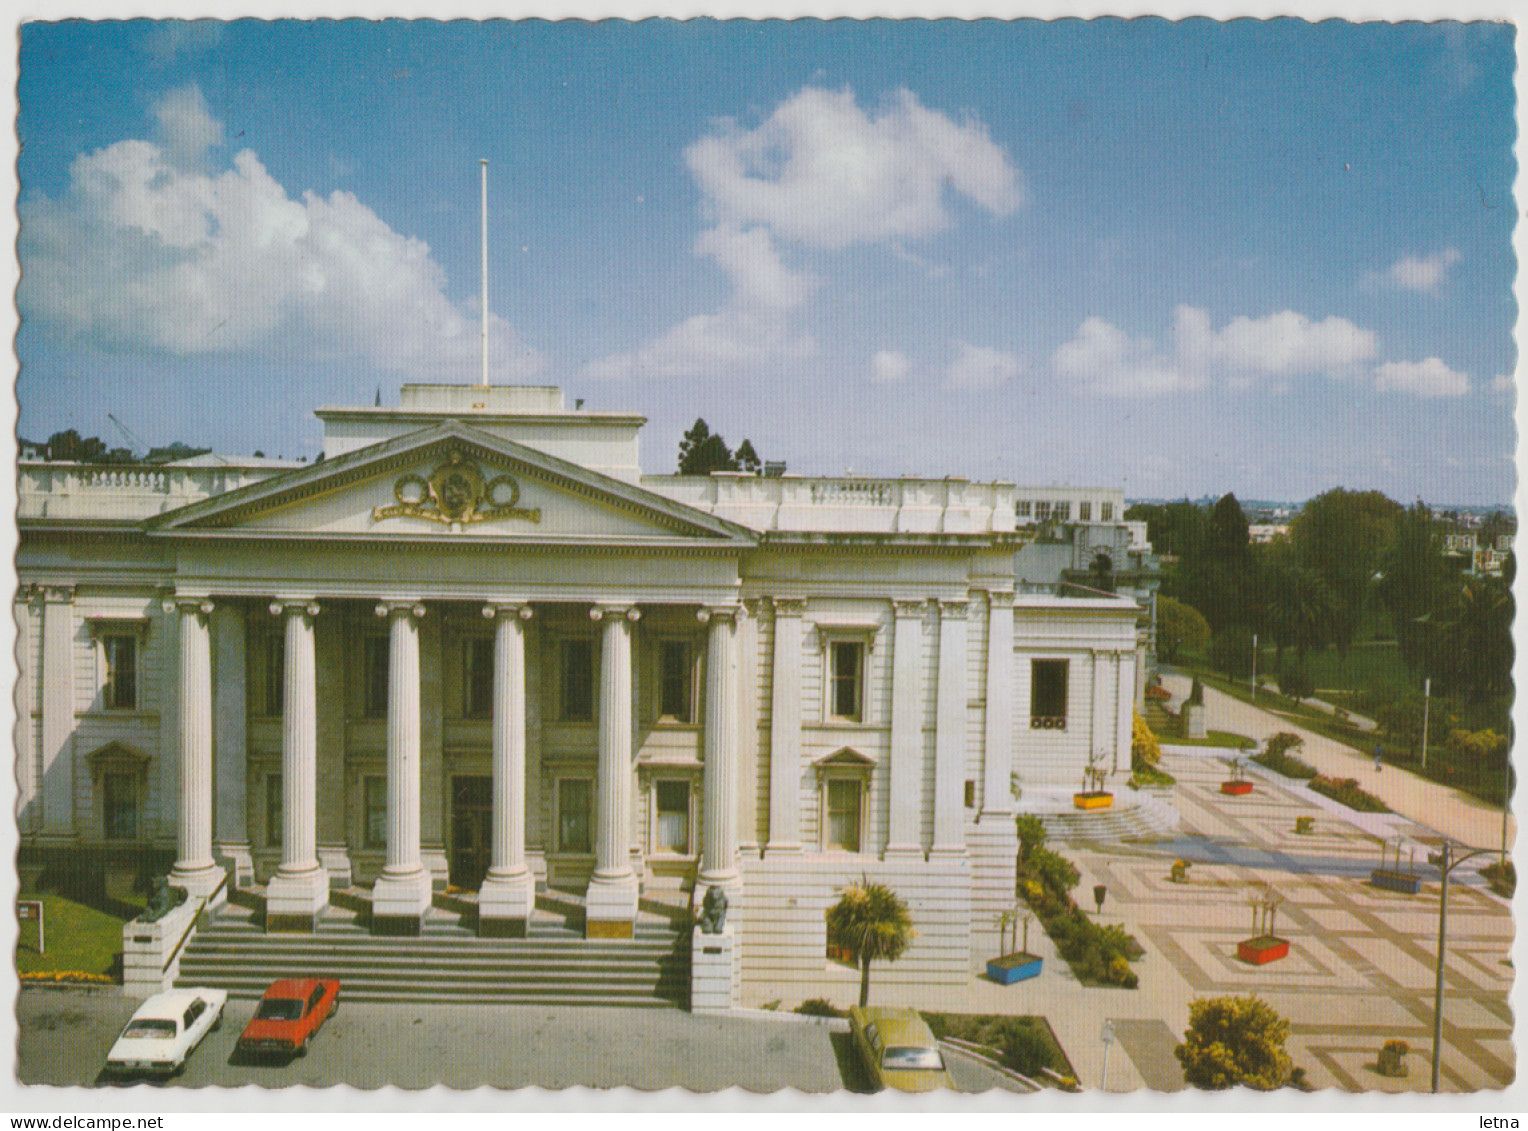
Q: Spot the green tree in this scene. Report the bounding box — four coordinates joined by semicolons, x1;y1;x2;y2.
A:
1422;575;1513;704
1209;626;1256;680
1260;562;1334;664
1277;664;1315;705
678;418;740;475
45;429;106;462
734;439;762;474
1175;995;1294;1090
1206;493;1252;570
1127;500;1207;559
1376;503;1451;673
1289;489;1403;659
825;879;915;1008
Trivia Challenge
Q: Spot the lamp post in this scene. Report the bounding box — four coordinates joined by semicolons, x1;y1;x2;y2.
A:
1426;840;1493;1093
1251;633;1258;698
1420;678;1431;770
1100;1019;1116;1092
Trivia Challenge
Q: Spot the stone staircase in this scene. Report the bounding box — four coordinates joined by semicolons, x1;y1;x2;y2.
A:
175;889;691;1009
1025;787;1182;845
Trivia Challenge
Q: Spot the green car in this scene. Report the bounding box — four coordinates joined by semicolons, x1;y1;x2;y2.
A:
848;1006;954;1092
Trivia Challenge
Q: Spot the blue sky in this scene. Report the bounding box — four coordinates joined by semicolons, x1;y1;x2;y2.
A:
15;18;1517;505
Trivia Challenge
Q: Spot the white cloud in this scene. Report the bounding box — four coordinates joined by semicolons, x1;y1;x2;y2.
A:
153;85;223;167
1053;305;1378;396
582;310;814;381
945;341;1023;390
1490;372;1515;393
1366;248;1462;293
693;224;815;310
870;349;912;384
1374;357;1471;397
1051;317;1199;396
20;88;540;382
685;86;1021;251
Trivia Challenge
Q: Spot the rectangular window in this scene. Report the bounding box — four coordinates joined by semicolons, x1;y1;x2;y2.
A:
658;641;692;722
558;779;592;853
264;633;284;717
1015;500;1032;518
561;639;594;721
1030;659;1069;728
102;772;137;839
1035;501;1052;523
655;780;691;853
363;776;387;849
364;637;389;718
1078;501;1091;522
829;640;864;722
266;774;283;846
1101;502;1114;522
1053;501;1071;521
826;779;862;852
104;635;136;710
464;637;494;719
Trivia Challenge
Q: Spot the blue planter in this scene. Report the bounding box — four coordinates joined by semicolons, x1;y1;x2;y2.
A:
987;954;1043;984
1370;869;1422;894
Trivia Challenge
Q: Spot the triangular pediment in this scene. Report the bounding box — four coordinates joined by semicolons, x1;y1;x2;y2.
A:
812;746;876;770
146;420;755;546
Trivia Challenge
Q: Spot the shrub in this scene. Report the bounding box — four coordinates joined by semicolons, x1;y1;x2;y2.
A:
1175;995;1293;1090
1131;710;1161;769
1027;846;1080;897
1482;859;1515;897
1002;1023;1057;1077
1278;665;1315;704
1264;732;1305;760
1252;743;1317;780
1309;775;1391;813
1015;814;1047;861
794;998;844;1018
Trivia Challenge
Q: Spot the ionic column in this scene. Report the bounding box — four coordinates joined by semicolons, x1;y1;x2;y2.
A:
766;598;805;853
478;602;535;937
885;599;926;857
38;586;76;841
164;596;225;902
265;601;327;930
980;590;1015;819
211;604;252;885
370;601;431;935
586;604;639;937
698;606;740;891
931;599;968;855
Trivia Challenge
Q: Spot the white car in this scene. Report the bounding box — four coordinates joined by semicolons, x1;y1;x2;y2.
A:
104;988;227;1078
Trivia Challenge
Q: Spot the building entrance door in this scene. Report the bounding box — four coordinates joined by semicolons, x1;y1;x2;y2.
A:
450;775;492;890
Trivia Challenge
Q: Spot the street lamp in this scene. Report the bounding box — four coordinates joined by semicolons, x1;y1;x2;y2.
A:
1100;1019;1116;1092
1420;678;1431;770
1425;840;1494;1093
1251;633;1258;698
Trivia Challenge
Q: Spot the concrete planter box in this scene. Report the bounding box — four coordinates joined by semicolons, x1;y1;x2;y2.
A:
1221;781;1254;796
1237;936;1289;965
1073;792;1114;810
986;953;1043;984
1370;869;1423;894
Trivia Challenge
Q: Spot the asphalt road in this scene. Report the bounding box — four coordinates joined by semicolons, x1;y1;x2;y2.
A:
18;989;1026;1095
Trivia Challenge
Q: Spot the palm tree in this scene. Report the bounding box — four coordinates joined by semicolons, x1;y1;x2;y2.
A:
825;878;915;1007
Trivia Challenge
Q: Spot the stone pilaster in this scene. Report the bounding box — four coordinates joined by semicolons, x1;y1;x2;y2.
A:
586;604;639;937
370;601;431;934
931;598;968;855
885;599;926;858
478;602;535;937
16;589;39;835
698;606;740;891
766;597;805;854
38;586;75;841
265;601;327;930
980;590;1015;820
211;604;252;886
164;596;225;903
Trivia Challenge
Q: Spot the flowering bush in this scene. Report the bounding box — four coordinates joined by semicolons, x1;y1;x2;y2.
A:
20;971;113;985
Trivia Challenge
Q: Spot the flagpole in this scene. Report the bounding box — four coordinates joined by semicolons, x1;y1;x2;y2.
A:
480;158;489;389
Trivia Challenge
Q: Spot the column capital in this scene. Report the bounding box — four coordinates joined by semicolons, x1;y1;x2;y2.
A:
938;598;970;617
482;602;534;621
985;589;1015;609
375;601;427;620
162;595;215;616
269;599;322;618
590;604;641;623
696;605;739;625
892;598;929;619
770;596;808;617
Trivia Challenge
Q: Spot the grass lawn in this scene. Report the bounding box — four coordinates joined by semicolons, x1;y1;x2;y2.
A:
1153;728;1253;749
1283;641;1412;695
922;1012;1076;1086
16;890;129;979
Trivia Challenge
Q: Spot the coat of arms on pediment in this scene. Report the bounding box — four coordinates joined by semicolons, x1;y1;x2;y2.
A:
372;448;541;526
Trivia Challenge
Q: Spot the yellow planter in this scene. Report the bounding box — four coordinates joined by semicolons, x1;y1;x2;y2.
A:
1073;792;1114;810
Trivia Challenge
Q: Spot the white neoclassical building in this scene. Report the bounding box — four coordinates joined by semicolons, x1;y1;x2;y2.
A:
16;383;1145;1003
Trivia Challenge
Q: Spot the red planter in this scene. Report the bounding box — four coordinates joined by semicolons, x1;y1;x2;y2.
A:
1237;936;1289;965
1221;781;1254;796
